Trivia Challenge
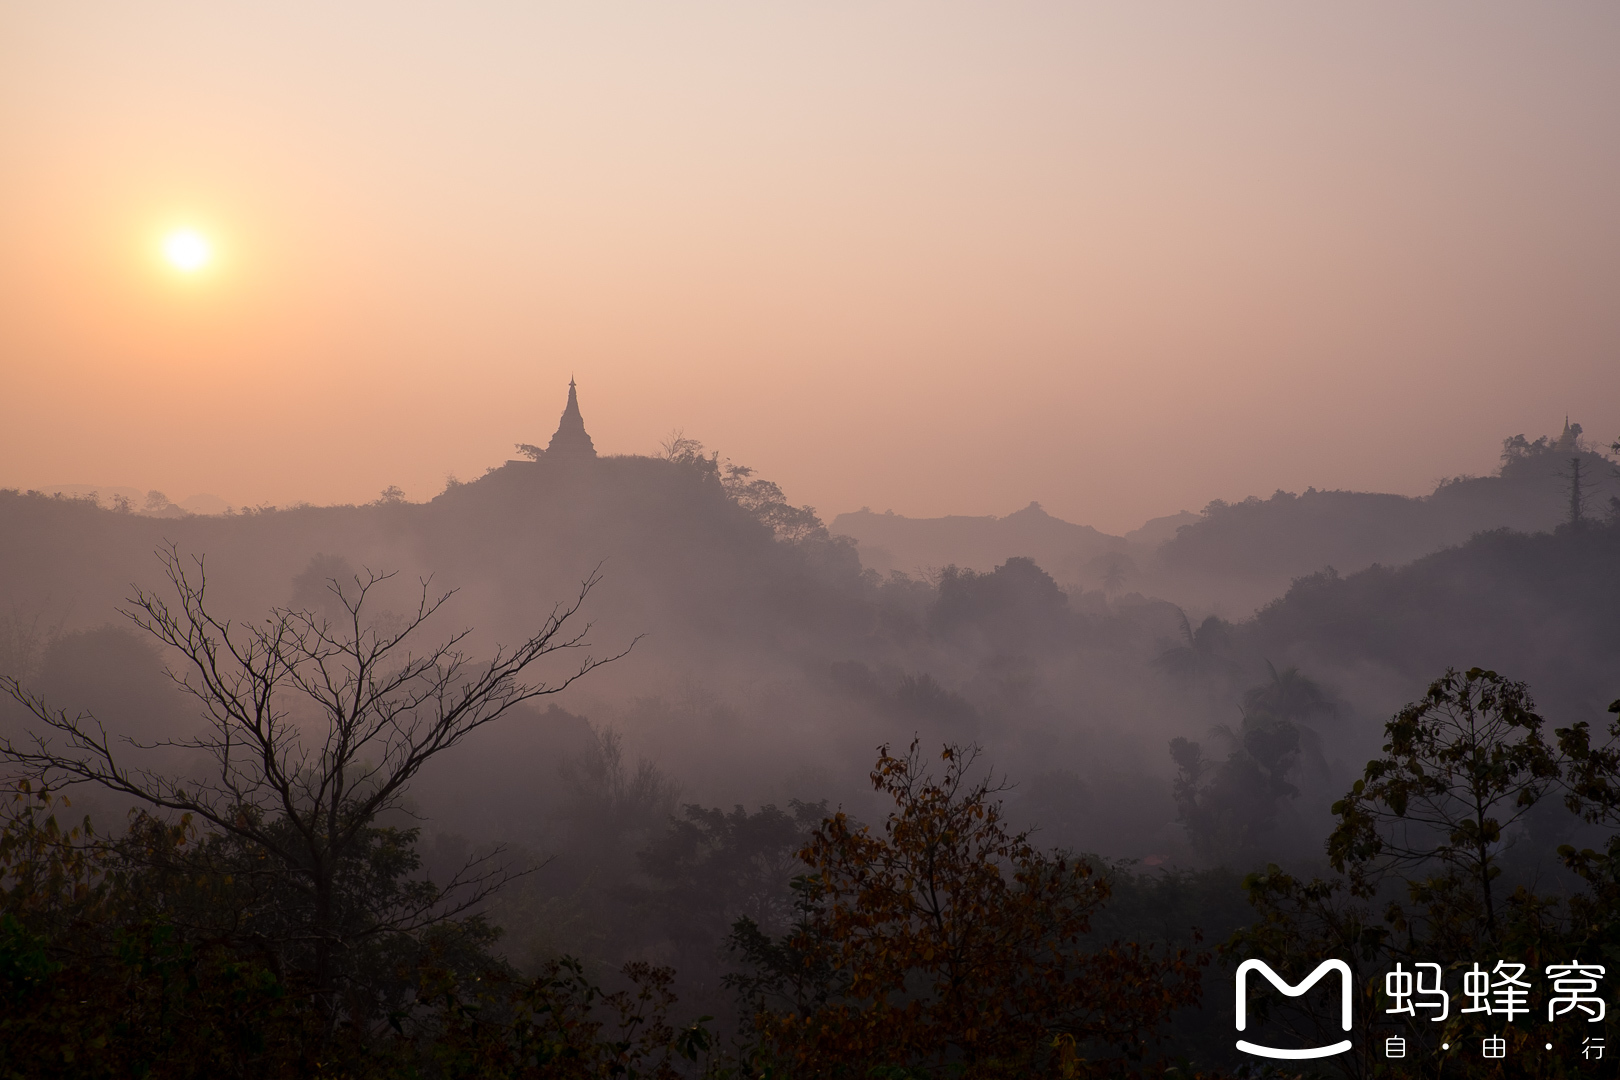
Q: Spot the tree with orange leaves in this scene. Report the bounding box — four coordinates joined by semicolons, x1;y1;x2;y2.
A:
729;741;1206;1079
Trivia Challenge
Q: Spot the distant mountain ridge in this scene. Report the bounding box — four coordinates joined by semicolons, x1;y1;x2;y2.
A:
830;502;1143;578
833;425;1616;612
31;485;230;517
1154;434;1614;602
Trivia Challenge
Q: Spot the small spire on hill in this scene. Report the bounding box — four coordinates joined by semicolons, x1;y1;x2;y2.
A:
546;377;597;458
1554;415;1582;454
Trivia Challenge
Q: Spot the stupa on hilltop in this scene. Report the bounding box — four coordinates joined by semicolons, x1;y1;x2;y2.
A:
1553;416;1583;454
544;378;597;458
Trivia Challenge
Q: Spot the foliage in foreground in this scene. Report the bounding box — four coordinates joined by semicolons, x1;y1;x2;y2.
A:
1225;668;1620;1079
726;741;1208;1078
0;783;706;1080
13;630;1620;1077
1;743;1214;1080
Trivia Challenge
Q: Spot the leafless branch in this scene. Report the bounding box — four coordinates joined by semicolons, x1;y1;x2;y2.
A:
0;543;630;993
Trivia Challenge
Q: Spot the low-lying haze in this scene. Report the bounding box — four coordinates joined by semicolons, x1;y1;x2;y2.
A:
9;7;1620;1074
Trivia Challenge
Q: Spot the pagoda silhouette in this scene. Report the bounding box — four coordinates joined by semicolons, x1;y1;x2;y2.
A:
543;378;596;458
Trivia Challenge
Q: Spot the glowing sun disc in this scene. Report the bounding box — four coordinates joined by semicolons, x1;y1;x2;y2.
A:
163;229;212;272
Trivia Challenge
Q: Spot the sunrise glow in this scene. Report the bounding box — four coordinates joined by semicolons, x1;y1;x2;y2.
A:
4;8;1620;1071
162;229;212;273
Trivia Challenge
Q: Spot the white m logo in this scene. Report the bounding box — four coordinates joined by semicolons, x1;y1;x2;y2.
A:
1234;959;1354;1060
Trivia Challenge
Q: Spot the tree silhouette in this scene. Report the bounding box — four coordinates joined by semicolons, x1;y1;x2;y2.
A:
735;741;1204;1078
0;545;631;1011
1326;667;1559;943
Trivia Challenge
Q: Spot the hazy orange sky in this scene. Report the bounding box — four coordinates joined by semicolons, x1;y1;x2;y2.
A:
3;3;1618;534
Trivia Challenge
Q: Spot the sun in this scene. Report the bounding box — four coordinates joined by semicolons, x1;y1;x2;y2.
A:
163;229;213;273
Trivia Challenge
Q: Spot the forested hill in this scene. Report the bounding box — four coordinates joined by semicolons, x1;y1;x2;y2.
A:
1;452;897;826
1157;439;1611;592
5;442;1619;859
834;432;1613;612
830;502;1128;578
0;454;872;673
1245;522;1620;724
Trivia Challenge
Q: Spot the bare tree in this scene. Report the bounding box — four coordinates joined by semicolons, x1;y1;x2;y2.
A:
658;428;707;463
0;544;633;1004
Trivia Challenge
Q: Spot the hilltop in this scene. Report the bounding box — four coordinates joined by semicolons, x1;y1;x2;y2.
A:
830;501;1136;579
834;423;1615;614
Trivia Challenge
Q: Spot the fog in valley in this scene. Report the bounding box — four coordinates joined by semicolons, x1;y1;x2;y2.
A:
7;6;1620;1075
7;385;1620;1032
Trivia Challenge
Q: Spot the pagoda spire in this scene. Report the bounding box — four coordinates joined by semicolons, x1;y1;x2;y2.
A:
1555;415;1582;454
546;377;596;458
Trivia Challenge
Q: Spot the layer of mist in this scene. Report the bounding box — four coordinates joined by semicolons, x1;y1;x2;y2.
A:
4;411;1618;999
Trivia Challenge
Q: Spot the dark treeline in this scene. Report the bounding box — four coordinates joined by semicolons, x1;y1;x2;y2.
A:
4;422;1620;1076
